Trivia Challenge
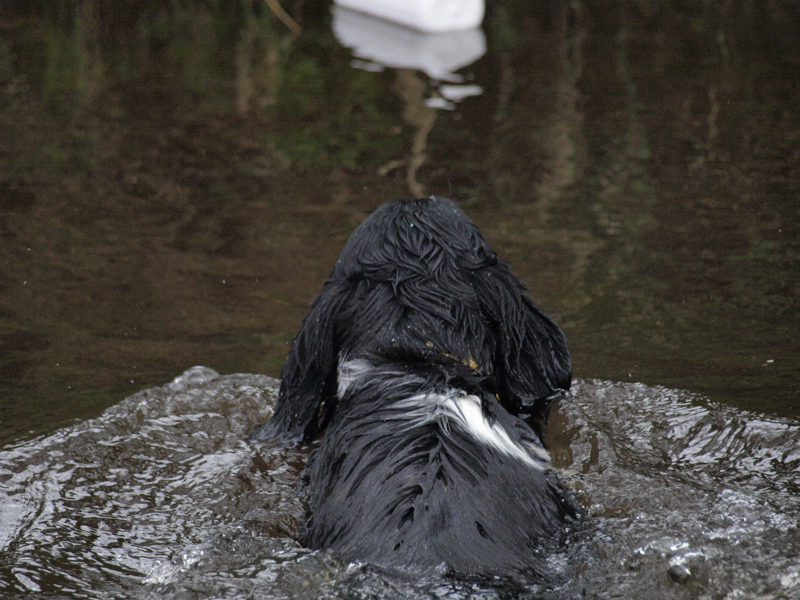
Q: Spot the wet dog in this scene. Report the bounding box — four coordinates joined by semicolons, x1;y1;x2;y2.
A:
251;197;577;578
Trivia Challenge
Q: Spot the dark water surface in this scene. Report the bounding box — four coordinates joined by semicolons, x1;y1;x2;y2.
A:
0;1;798;598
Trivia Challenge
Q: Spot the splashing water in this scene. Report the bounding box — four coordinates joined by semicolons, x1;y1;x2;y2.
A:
0;369;798;599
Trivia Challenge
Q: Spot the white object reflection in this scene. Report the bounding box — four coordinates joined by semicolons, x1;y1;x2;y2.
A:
332;6;486;84
333;0;484;33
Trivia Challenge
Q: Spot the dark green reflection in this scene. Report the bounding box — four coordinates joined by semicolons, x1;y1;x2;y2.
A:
0;0;798;446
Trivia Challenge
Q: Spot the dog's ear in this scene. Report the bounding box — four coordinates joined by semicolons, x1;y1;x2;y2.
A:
515;293;572;402
250;281;349;444
476;267;572;417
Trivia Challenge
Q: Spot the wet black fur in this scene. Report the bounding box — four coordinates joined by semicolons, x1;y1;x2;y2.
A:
251;197;576;578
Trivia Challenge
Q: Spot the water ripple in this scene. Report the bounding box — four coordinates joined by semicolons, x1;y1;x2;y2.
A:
0;371;798;599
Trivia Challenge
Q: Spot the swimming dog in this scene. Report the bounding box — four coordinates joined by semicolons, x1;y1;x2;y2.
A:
251;197;577;578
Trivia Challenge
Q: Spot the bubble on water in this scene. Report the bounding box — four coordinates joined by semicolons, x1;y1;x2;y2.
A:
143;545;207;585
13;570;41;592
780;566;800;591
168;366;221;393
667;550;706;584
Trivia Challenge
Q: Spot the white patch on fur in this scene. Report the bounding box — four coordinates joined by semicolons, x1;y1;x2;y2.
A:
337;358;375;398
449;392;549;470
522;440;552;463
337;358;549;471
395;391;549;471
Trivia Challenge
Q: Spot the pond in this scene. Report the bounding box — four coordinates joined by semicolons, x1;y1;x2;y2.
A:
0;1;798;598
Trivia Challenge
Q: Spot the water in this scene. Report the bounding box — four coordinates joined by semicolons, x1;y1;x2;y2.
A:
1;1;798;597
1;367;797;599
1;0;798;445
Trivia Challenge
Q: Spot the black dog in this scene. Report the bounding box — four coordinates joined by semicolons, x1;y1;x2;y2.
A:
251;197;577;578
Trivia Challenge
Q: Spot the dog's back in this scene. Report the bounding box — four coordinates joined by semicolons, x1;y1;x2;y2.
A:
252;197;576;578
305;354;577;578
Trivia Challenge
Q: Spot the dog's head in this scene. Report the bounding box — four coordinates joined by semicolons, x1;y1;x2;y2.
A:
251;197;571;443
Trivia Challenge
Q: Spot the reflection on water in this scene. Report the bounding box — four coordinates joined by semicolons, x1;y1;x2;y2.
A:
332;6;487;83
1;369;798;599
1;0;796;446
